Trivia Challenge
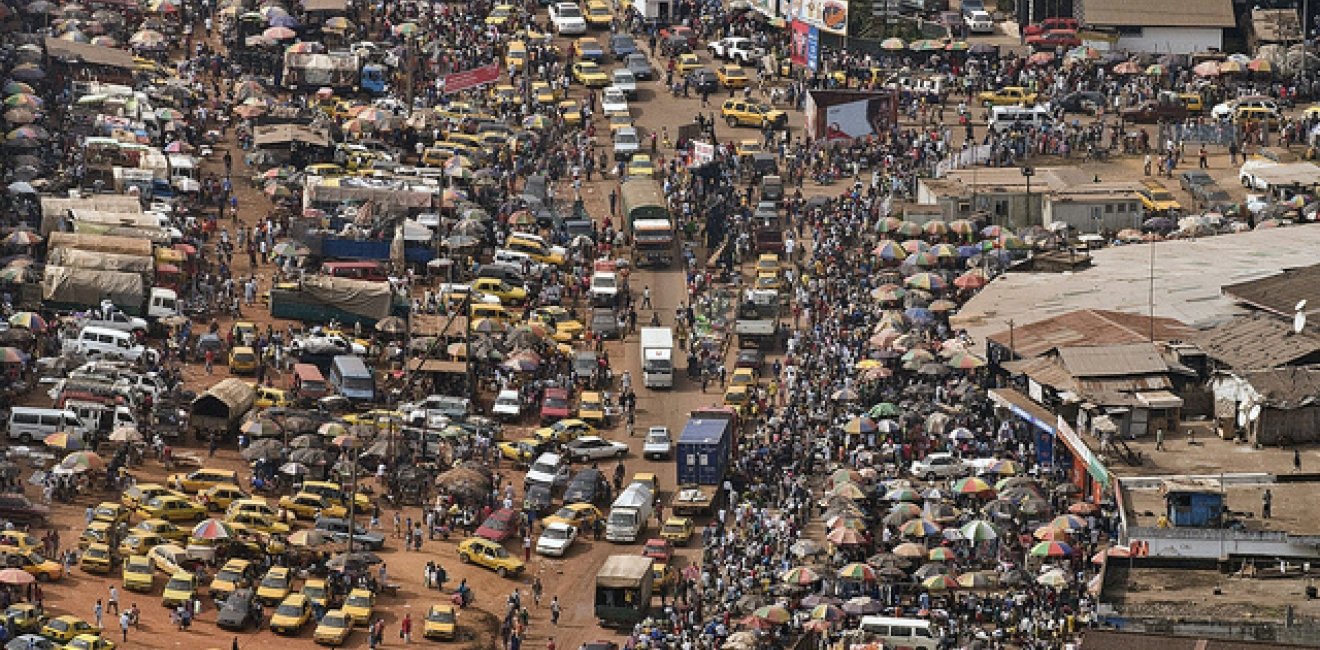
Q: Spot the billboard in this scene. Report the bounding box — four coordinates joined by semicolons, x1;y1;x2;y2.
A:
786;0;848;35
803;90;898;142
789;20;810;66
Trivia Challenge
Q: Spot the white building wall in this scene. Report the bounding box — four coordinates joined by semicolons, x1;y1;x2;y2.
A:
1115;27;1224;54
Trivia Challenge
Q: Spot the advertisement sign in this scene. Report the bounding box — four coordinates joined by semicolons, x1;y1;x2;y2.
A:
440;63;500;94
692;141;715;165
807;25;820;72
789;20;809;66
822;95;895;140
786;0;848;35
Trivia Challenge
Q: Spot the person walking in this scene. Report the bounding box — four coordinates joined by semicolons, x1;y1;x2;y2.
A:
549;596;561;625
93;599;103;629
119;611;130;643
523;534;532;562
641;286;652;309
1155;428;1164;451
401;612;412;643
1263;488;1273;519
108;586;119;615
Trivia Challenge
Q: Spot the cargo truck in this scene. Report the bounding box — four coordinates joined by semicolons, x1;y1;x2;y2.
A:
639;327;674;388
672;414;733;516
733;289;781;349
620;180;675;267
268;277;408;328
605;481;654;542
595;555;654;627
281;51;387;94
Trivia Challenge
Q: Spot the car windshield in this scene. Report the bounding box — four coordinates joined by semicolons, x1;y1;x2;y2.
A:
531;461;558;474
543;527;570;540
86;548;108;558
304;585;325;597
429;609;456;623
261;574;288;588
217;568;241;581
487;545;510;558
663;523;684;534
276;603;302;616
484;517;508;530
545;397;569;409
166;578;191;590
557;5;581;16
347;594;371;607
323;614;347;626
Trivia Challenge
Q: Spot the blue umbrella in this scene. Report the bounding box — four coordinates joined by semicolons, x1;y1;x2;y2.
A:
957;245;980;258
269;13;299;27
905;307;934;324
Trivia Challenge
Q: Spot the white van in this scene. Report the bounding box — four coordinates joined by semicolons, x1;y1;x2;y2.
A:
7;407;89;443
64;326;146;362
988;105;1051;133
857;616;940;649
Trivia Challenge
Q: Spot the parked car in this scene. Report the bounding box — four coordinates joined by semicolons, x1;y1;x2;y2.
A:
609;34;638;60
565;436;629;461
216;588;258;630
563;469;609;505
1120;100;1188;123
476;507;518;542
314;517;385;550
910;452;970;480
624;53;654;79
643;426;672;460
1054;91;1106;114
535;522;579;556
590;309;622;339
1179;170;1214;193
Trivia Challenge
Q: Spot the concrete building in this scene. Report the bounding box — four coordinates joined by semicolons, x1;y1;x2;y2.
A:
1042;183;1144;234
1074;0;1236;54
916;167;1092;227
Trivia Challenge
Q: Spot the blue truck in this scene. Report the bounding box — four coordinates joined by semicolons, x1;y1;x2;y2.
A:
672;409;736;516
318;236;436;264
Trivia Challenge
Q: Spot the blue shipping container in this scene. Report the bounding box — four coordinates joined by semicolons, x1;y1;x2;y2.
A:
675;418;732;485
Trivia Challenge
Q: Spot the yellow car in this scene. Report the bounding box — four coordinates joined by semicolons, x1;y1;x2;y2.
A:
228;346;258;374
122;483;179;509
169;468;239;494
137;495;205;522
977;86;1037;106
652;562;678;588
226;498;280;519
585;0;611;27
256;566;293;605
660;517;696;545
314;609;353;646
162;572;198;607
270;593;313;634
627;153;656;178
736;140;764;158
278;492;349;520
723;384;751;414
4;549;63;581
577;391;607;425
755;253;781;275
64;634;116;650
118;532;164;558
456;537;525;578
533;418;596;444
543;503;603;529
135;518;188;543
472;277;528;304
497;438;544;464
121;555;154;592
755;272;783;292
40;615;100;643
1137;181;1182;213
716;64;748;89
423;604;458;640
608;113;635;133
92;502;130;526
253;386;292;408
485;3;515;26
730;367;758;387
304;163;346;177
720;99;788;129
490;84;523;107
210;559;254;599
301;481;372;511
0;531;41;553
676;53;702;74
340;409;404;430
79;543;114;575
6;602;43;633
77;522;115;551
302;579;331;610
231;320;258;345
527;306;584;342
197;483;250;512
572;61;609;87
532;81;562;105
342;588;375;625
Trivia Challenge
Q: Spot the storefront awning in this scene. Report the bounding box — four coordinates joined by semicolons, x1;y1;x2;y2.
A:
989;388;1056;433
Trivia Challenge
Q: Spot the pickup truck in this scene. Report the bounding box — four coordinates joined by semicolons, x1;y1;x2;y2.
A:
1023;16;1080;36
1120;100;1188;124
707;37;764;65
549;2;587;34
84;311;149;333
1026;29;1081;50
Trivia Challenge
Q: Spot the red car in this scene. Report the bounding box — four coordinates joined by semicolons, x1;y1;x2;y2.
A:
1026;29;1081;50
659;25;698;48
1023;17;1080;36
540;387;572;423
642;538;673;563
476;507;518;543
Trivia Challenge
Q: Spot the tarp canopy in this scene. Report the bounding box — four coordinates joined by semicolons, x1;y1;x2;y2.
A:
300;276;393;320
40;195;142;235
596;555;653;588
253;124;333;148
191;378;256;420
49;248;154;274
42;266;144;306
47;232;153;257
302;0;348;12
44;37;136;70
72;223;173;244
306;181;434;211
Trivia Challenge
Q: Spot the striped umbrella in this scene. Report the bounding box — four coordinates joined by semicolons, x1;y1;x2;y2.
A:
889;502;922;518
9;311;45;331
1029;541;1074;557
810;604;845;621
751;604;791;624
826;516;865;530
898;518;942;538
902;239;930;254
831;469;862;484
191;518;236;540
957;571;993;589
959;520;998;542
876;216;904;233
843;416;877;435
332;434;361;449
893;542;927;558
780;566;821;585
895;221;923;238
1034;525;1070;541
921;574;960;591
883;488;922;502
43;431;83;451
909;251;939;267
826;527;865;546
923;220;948;237
928;547;956;561
872;240;907;262
1050;514;1088;530
987;459;1021;475
930;243;959;259
318;422;347;438
837;562;877;582
870;284;906;302
954;269;991;290
830;482;866;499
947;219;976;236
952;477;995;496
60;451;105;471
905;273;947;291
240;419;280;438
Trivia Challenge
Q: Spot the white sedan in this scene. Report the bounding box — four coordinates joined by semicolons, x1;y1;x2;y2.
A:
967;10;994;34
565;436;629;461
535;522;578;556
601;87;629;115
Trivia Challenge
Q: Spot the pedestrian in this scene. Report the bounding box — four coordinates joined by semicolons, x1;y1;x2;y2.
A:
523;534;531;562
107;585;119;614
1295;448;1302;472
1155;428;1164;451
642;286;652;309
550;596;561;625
1263;488;1273;518
93;599;103;629
119;611;130;643
401;612;412;643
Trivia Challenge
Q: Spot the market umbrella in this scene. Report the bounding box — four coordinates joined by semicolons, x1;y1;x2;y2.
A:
751;605;790;624
870;402;901;417
129;29;167;46
928;547;955;561
3;109;35;125
0;568;34;585
809;604;845;621
1029;541;1074;557
1192;60;1221;77
905;273;947;291
2;82;34;96
60;451;105;471
831;387;859;401
922;220;948;237
872;240;907;262
263;26;296;40
1247;58;1273;73
327;551;384;569
1112;60;1141;74
826;527;865;545
921;574;960;591
1218;60;1243;74
830;483;866;499
880;37;906;50
1037;569;1069;587
1091;545;1132;564
192;518;236;540
842;596;883;615
241;439;284;461
108;427;142;443
789;540;821;557
290;449;328;466
279;462;309;476
44;432;83;451
842;416;877;435
1145;64;1166;76
951;476;995;496
241;419;281;438
892;542;927;558
837;562;877;582
9;65;43;82
9;311;45;330
899;518;942;538
1050;514;1088;530
902;239;930;254
883;488;921;502
780;566;820;585
957;572;993;589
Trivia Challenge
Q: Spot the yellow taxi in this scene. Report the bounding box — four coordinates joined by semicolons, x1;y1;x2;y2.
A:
302;578;331;610
560;99;584;126
210;559;254;600
301;481;372;511
533;418;596;444
484;3;516;26
76;522;115;551
490;84;523;107
571;61;609;87
64;634;116;650
270;593;313;635
527;306;584;342
6;602;43;633
716;64;749;89
278;492;348;520
121;555;154;592
169;468;240;493
585;0;612;27
1177;93;1204;113
314;609;353;645
196;484;250;512
40;615;100;643
627;154;656;178
472;277;528;304
977;86;1037;106
755;253;781;275
161;571;198;607
577;391;608;425
676;53;702;74
118;532;164;557
423;603;458;640
723;384;752;415
228;346;258;374
730;367;758;388
532;81;562;105
92;502;130;526
1137;180;1182;213
721;99;788;129
135;518;188;543
755;272;783;292
505;40;529;73
137;495;205;522
304;163;346;177
505;234;567;266
226;498;280;519
0;531;40;553
608;113;635;133
736;139;764;158
456;537;526;578
1234;105;1282;128
253;386;292;408
543;503;603;529
342;588;375;625
652;561;678;588
4;549;64;581
497;438;545;464
78;543;114;575
256;566;293;605
227;512;291;535
660;517;696;545
340;409;404;430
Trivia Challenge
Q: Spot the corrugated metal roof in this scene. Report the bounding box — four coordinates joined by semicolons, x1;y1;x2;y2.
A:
1058;343;1168;377
1222;261;1320;318
1080;629;1310;650
986;309;1196;360
1239;366;1320;409
1078;0;1235;27
1193;314;1320;370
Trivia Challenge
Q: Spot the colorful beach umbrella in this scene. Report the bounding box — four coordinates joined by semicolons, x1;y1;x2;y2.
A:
780;566;821;585
810;604;845;621
927;547;955;561
60;451;105;471
837;563;877;582
1029;541;1074;557
892;542;927;558
960;520;998;542
44;431;82;451
751;605;791;624
843;416;878;435
921;574;960;591
826;527;865;546
899;518;942;538
952;476;995;496
8;311;45;330
905;273;947;291
191;518;236;540
883;488;922;502
1050;514;1088;530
